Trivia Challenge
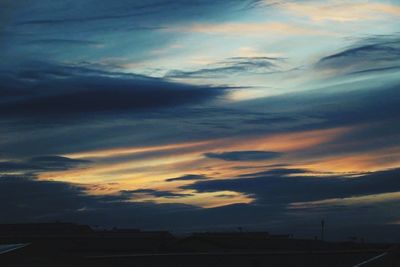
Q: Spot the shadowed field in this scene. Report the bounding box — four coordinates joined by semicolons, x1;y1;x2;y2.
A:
0;223;398;267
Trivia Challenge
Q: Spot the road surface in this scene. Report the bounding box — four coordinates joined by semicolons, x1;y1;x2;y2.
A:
0;244;29;255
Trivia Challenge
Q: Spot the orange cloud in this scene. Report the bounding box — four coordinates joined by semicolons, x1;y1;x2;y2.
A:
37;126;360;208
231;127;348;152
297;146;400;173
165;22;329;36
131;190;252;208
64;140;214;159
40;127;349;184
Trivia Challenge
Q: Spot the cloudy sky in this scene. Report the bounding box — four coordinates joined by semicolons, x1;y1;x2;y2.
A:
1;0;400;241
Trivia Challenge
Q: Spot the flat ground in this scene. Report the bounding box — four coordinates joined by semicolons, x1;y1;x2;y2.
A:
2;245;399;267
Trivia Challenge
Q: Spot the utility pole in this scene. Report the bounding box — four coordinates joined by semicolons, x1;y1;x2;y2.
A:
321;219;325;241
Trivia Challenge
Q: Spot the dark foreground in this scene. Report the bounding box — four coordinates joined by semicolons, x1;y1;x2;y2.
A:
2;246;399;267
87;251;400;267
0;223;399;267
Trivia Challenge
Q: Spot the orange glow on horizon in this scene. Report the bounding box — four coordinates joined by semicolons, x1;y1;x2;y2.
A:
34;125;400;208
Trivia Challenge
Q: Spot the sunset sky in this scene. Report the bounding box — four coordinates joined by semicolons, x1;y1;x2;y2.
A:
1;0;400;241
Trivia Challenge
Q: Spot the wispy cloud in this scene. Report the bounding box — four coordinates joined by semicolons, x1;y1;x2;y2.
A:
166;174;208;182
280;1;400;22
25;39;105;48
119;188;193;199
205;151;282;161
165;22;329;35
316;34;400;76
166;57;283;79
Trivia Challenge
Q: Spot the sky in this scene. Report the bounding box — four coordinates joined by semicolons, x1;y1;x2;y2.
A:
1;0;400;241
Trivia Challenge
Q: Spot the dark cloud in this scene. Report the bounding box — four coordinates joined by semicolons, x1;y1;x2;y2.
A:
0;162;38;173
2;171;400;241
166;57;282;79
0;63;227;118
0;59;398;161
182;168;400;205
0;156;89;173
120;189;193;198
29;155;89;169
0;175;196;226
0;175;90;222
1;75;399;159
205;151;282;161
316;34;400;76
166;174;208;182
237;168;306;178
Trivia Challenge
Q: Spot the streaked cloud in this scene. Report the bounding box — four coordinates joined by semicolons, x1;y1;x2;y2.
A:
64;140;214;159
165;174;208;182
166;22;329;36
119;188;193;199
205;151;282;161
290;191;400;209
24;39;105;48
166;57;283;79
316;34;400;77
280;1;400;22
